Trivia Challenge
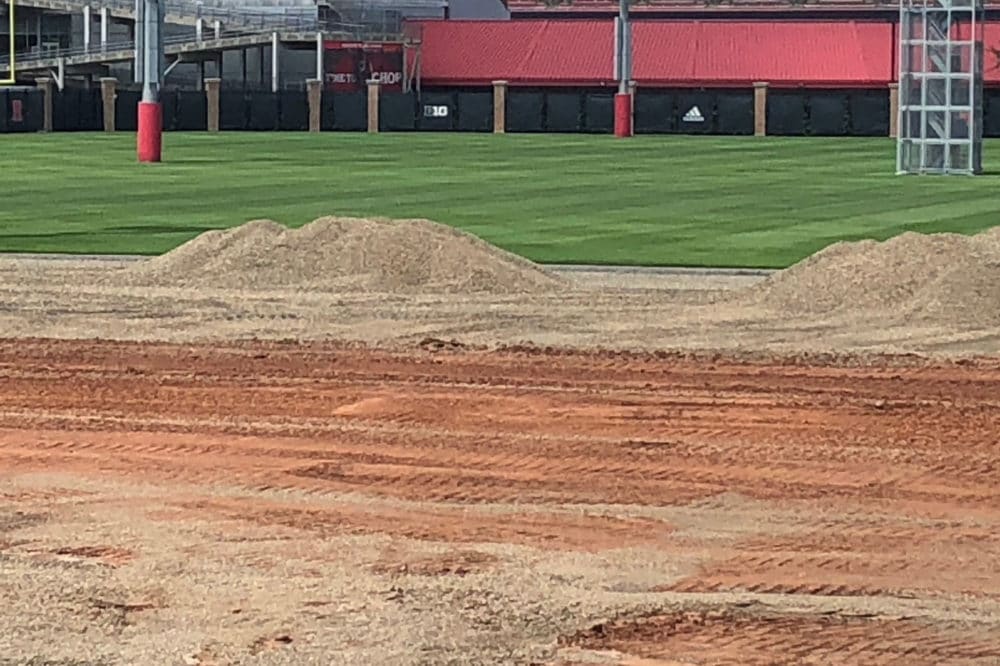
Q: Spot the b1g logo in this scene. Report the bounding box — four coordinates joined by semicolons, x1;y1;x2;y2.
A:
10;99;23;123
423;105;448;118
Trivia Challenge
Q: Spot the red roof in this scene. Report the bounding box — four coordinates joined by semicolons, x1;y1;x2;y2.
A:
504;0;896;14
418;20;614;86
416;19;896;87
632;20;893;86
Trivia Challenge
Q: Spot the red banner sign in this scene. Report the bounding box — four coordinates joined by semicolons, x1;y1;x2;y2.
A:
324;42;404;93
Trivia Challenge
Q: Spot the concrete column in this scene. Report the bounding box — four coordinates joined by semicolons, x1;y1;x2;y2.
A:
205;77;221;132
271;32;279;93
213;20;221;40
83;5;91;52
307;78;322;133
196;18;203;43
492;80;507;134
753;81;768;137
888;83;899;138
100;77;116;132
100;7;108;50
37;78;54;132
367;79;380;133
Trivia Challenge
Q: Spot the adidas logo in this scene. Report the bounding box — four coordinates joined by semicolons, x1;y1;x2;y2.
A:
683;106;705;123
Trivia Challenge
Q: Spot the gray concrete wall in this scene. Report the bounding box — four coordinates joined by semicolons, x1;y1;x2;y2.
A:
447;0;508;20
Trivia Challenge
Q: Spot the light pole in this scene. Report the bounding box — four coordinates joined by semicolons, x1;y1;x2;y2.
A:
613;0;632;137
135;0;164;162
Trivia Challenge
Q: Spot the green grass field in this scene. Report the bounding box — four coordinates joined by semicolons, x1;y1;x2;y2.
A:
4;132;1000;268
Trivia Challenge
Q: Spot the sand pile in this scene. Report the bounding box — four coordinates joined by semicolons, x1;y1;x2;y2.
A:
118;217;563;294
742;227;1000;325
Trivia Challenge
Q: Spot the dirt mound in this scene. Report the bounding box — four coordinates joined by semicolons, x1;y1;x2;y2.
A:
741;228;1000;325
118;217;563;294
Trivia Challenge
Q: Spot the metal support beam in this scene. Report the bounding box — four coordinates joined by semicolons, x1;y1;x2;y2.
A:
48;60;66;90
315;31;323;83
100;7;108;51
240;48;247;89
164;55;181;78
271;31;279;93
83;5;91;52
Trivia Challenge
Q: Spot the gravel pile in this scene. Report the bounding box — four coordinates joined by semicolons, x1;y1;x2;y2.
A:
118;217;564;295
742;227;1000;325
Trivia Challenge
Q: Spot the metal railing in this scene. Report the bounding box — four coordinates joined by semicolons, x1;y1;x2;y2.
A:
0;14;416;71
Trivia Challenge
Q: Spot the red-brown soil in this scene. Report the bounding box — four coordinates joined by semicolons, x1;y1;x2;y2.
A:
1;339;998;665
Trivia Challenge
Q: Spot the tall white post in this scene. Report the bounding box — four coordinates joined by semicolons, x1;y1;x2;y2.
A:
100;7;108;50
271;31;279;93
214;20;221;39
83;5;91;51
315;31;323;82
195;17;203;43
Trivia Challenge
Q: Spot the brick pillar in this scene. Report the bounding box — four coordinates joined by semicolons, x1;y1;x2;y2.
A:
37;78;54;132
307;78;322;133
367;80;380;133
205;77;221;132
753;81;768;137
100;77;116;132
888;83;899;138
492;80;507;134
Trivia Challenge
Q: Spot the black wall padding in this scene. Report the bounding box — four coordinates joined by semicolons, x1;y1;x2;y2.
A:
418;91;455;131
675;92;716;134
455;91;492;132
174;90;207;131
53;88;103;131
545;92;582;132
320;92;337;131
983;89;1000;137
247;92;279;131
0;89;43;133
381;92;417;131
767;92;807;136
220;90;248;130
848;90;889;136
332;92;366;131
807;92;849;136
115;89;141;132
506;91;544;133
583;93;614;133
279;90;308;131
634;92;674;133
159;91;178;131
715;91;754;135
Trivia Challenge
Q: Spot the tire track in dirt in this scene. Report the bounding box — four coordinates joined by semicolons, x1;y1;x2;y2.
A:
558;608;1000;665
1;338;999;662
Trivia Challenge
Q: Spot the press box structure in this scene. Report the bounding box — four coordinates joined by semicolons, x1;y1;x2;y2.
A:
897;0;984;174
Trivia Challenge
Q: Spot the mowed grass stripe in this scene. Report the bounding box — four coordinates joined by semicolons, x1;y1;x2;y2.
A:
4;132;1000;267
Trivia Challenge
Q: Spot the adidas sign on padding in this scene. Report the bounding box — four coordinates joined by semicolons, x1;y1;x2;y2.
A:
683;106;705;123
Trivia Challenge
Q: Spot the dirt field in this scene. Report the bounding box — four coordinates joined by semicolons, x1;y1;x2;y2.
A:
2;338;999;665
2;222;1000;665
1;254;999;356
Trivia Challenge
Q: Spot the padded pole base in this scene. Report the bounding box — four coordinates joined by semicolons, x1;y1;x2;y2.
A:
614;93;633;138
137;102;163;163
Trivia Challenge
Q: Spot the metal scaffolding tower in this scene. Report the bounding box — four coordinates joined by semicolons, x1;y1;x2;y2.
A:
897;0;984;175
